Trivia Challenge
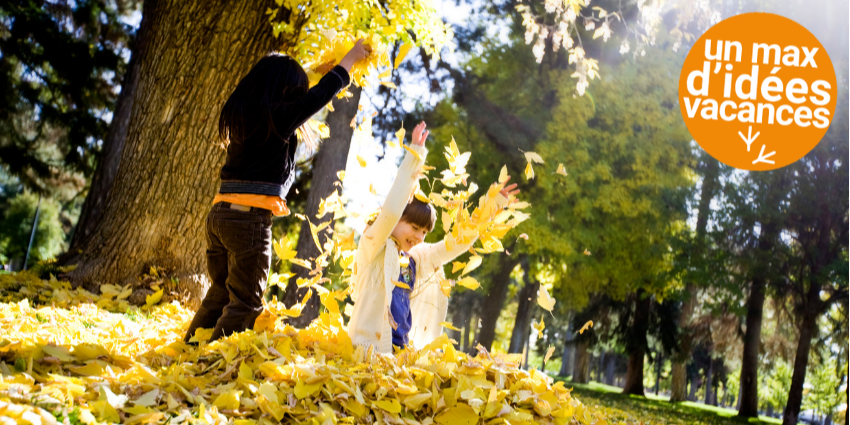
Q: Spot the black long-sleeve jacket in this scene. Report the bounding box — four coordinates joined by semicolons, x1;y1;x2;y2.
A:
218;66;350;198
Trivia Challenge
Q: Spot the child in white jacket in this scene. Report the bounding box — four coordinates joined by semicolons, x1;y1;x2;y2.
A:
347;122;519;354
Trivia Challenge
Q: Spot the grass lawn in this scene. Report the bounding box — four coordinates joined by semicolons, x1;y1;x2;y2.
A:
557;378;783;425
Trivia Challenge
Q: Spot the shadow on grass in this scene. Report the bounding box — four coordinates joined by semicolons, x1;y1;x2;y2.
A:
554;377;782;425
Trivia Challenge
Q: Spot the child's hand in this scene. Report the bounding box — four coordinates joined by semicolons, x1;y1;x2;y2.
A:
339;38;370;73
496;176;520;198
411;122;429;147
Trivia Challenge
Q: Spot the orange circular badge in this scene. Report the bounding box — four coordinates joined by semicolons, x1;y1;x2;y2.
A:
679;13;837;171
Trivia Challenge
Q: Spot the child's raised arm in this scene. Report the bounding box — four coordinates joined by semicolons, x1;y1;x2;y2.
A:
359;122;430;261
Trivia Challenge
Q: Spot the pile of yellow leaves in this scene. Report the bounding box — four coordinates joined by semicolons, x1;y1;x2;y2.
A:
0;273;610;425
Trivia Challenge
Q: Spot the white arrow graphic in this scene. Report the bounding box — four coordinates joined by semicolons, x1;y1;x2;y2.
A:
752;144;776;165
738;126;760;152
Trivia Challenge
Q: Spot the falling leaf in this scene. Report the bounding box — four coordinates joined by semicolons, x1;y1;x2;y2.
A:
378;69;392;79
555;164;568;176
537;285;556;312
402;143;422;160
456;277;480;290
439;279;454;297
532;317;545;333
523;151;545;164
461;256;482;276
395;43;413;69
357;155;367;167
380;81;397;89
369;184;377;195
414;189;430;204
578;320;594;334
583;248;591;256
498;165;509;183
326;100;334;112
524;162;535;180
350;116;357;129
544;346;556;366
440;322;461;331
395;124;405;146
451;262;465;274
393;281;411;290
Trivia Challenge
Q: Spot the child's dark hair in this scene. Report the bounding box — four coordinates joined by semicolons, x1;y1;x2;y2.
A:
218;53;311;147
365;199;436;231
400;198;436;231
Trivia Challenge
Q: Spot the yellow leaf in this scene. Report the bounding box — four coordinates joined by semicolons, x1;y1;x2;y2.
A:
440;279;454;297
524;151;545;164
456;277;480;290
578;320;594;334
461;256;482;276
414;189;431;204
357;155;367;167
402;143;422;160
395;43;413;69
253;309;278;333
435;404;479;425
555;163;568;176
378;68;392;79
451;261;466;274
537;285;556;312
145;289;163;306
294;380;322;399
326;100;334;112
395;124;405;146
499;165;509;183
440;321;461;331
259;382;279;404
524;162;535;180
374;398;402;413
213;389;241;411
273;236;296;261
380;81;397;89
533;317;545;333
393;281;411;290
544;345;557;366
369;184;377;195
583;248;591;256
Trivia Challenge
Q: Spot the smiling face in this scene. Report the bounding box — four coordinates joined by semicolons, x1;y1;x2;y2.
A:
390;220;429;253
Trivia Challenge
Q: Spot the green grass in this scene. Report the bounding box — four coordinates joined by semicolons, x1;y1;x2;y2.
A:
558;378;782;425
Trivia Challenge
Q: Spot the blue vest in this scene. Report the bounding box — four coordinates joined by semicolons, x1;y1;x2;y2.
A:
391;255;416;349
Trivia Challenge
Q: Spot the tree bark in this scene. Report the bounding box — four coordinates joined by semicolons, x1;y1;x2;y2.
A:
606;351;616;386
782;285;822;425
475;255;519;351
689;371;699;401
738;221;780;417
671;156;719;402
64;14;150;264
739;172;786;418
508;259;538;353
573;340;590;383
704;356;714;405
66;0;281;309
559;318;574;377
622;293;651;396
281;86;362;327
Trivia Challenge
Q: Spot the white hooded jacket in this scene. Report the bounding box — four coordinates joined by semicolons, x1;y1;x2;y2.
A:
347;145;508;353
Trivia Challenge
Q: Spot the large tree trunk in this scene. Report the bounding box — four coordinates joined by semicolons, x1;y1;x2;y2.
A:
67;0;280;309
704;356;714;405
622;293;651;396
605;351;616;386
671;156;719;402
475;255;519;351
64;16;150;264
573;340;590;383
782;284;823;425
281;86;362;327
738;172;786;418
737;270;768;417
508;259;538;353
558;318;574;377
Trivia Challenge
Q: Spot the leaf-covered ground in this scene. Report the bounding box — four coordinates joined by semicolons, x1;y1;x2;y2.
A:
557;381;782;425
0;272;634;425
